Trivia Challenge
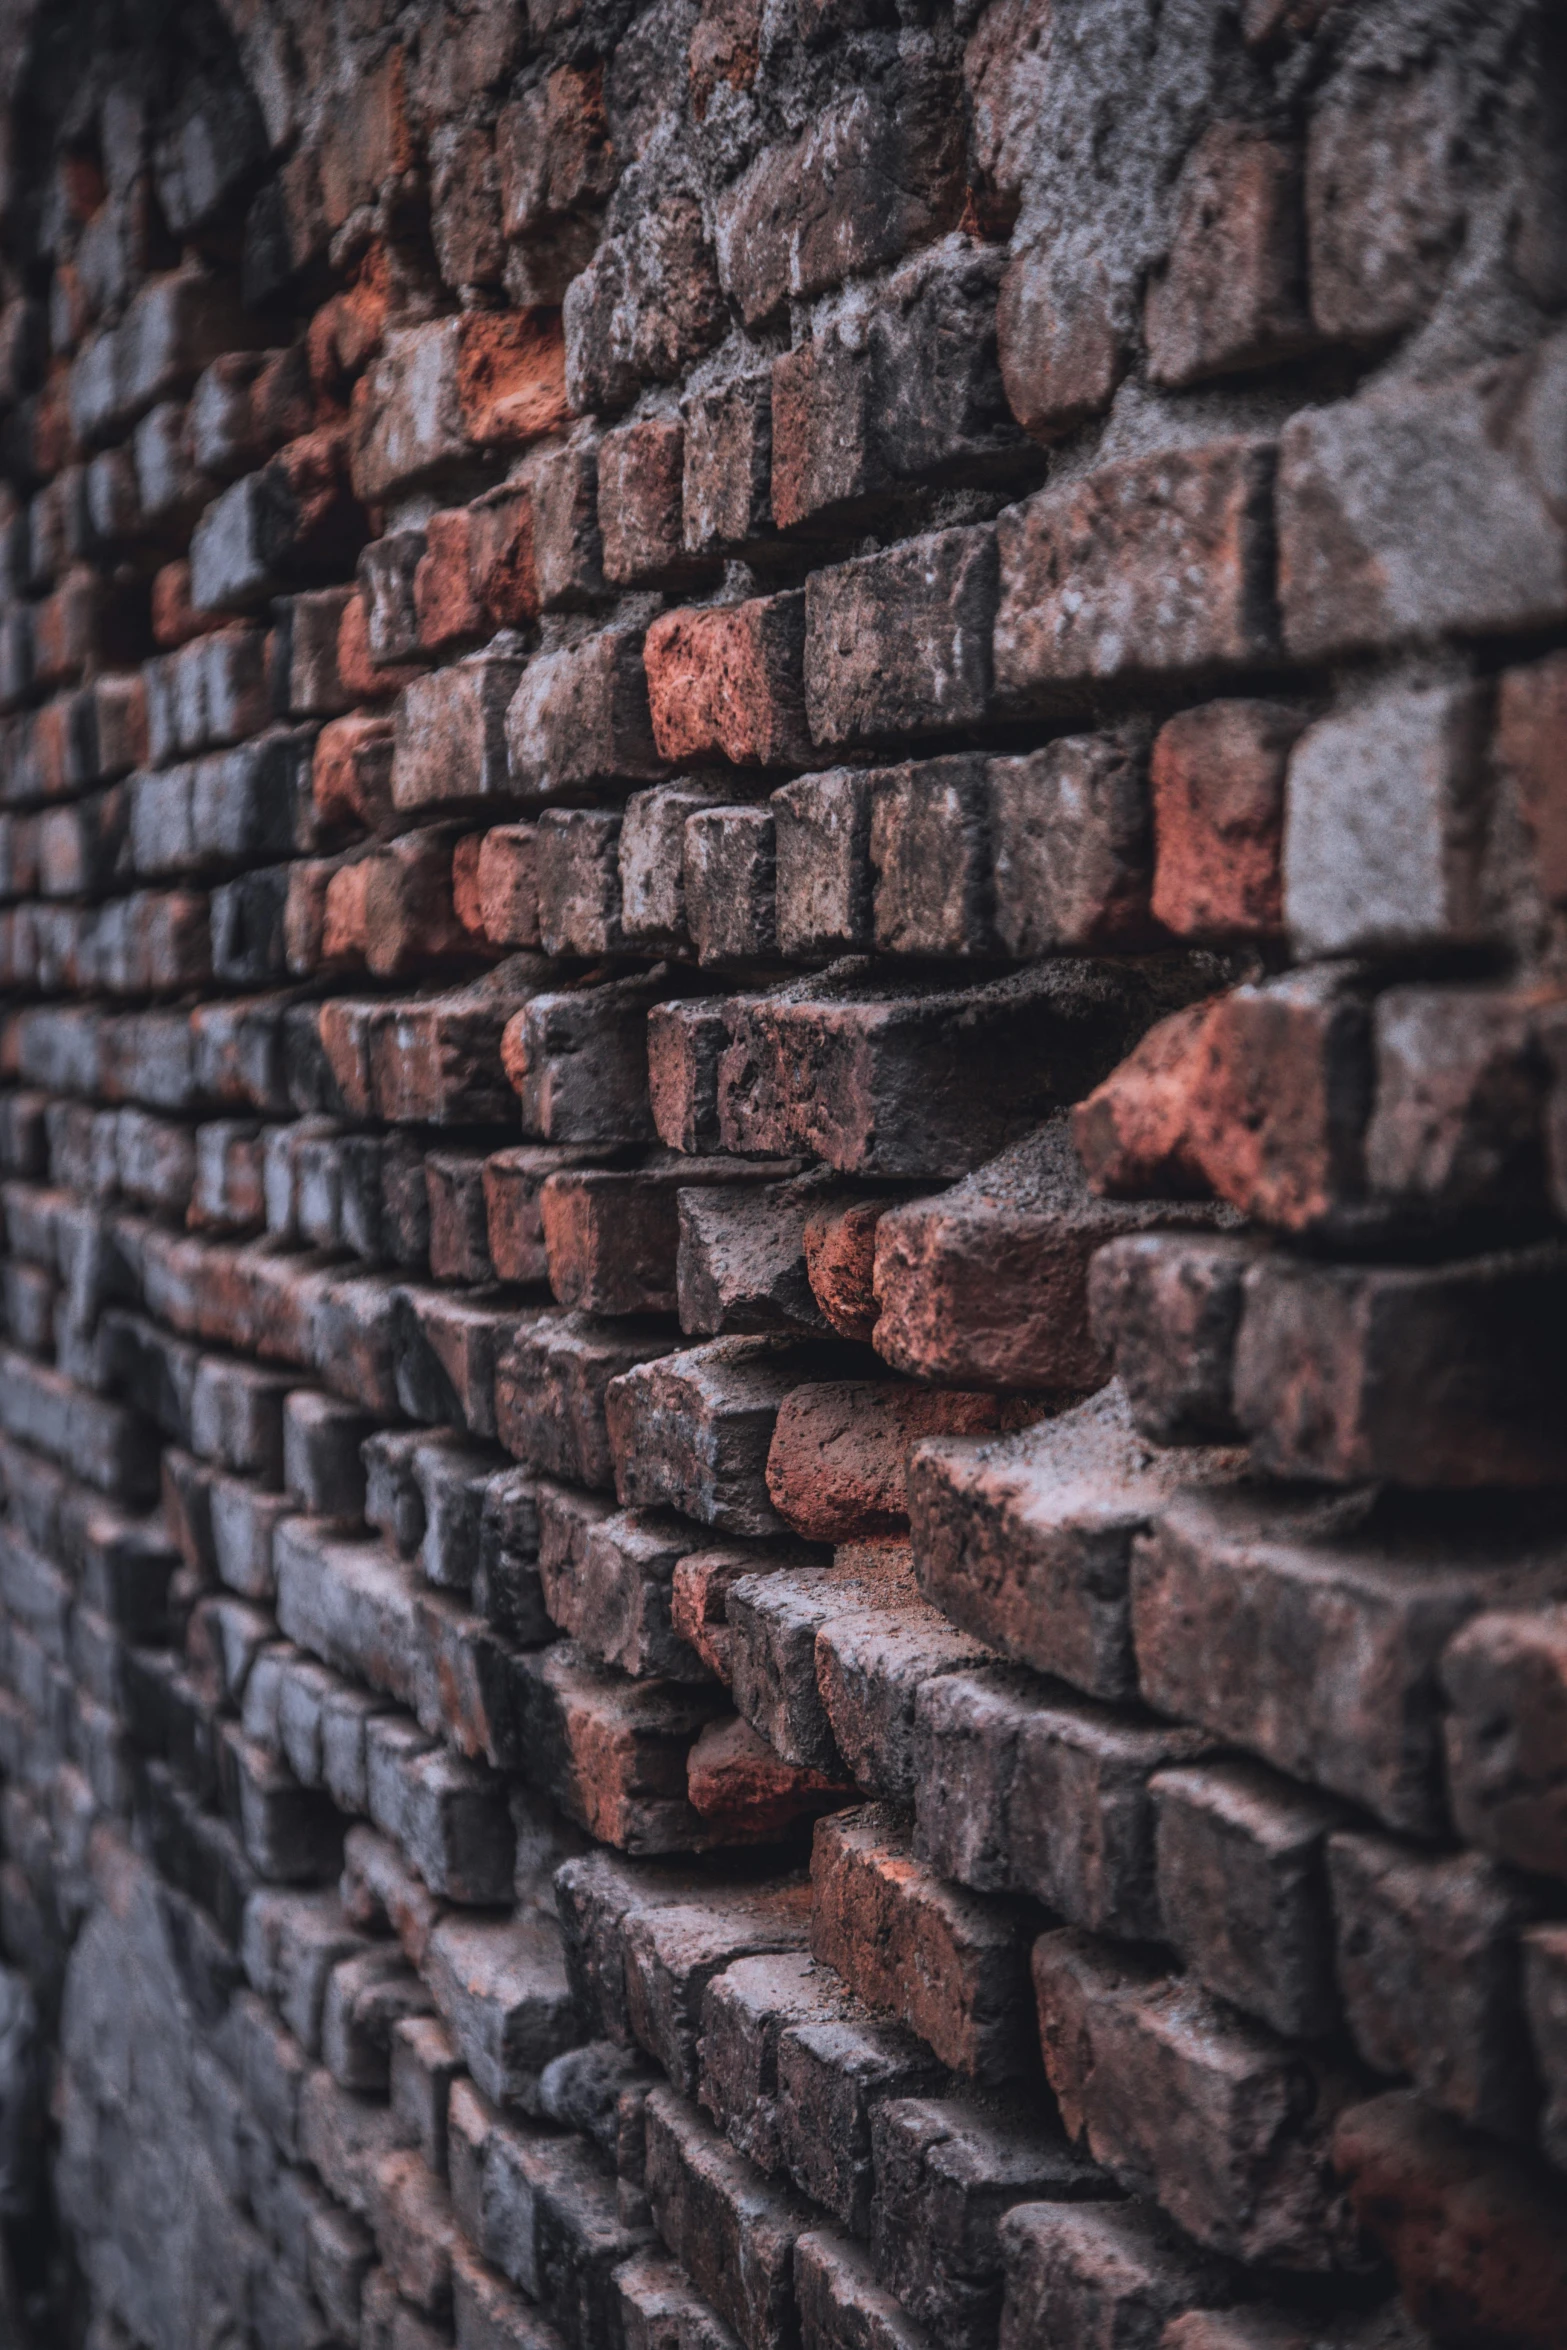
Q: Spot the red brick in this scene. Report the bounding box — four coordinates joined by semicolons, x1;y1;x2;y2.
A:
1149;701;1299;941
351;314;569;504
810;1805;1035;2083
995;439;1277;696
765;1383;1038;1543
599;419;694;588
1496;649;1567;906
413;508;485;652
644;594;808;770
1145;127;1311;389
1331;2092;1567;2350
871;1115;1222;1392
712;64;964;327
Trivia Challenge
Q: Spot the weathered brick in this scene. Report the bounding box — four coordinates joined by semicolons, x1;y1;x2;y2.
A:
914;1664;1210;1939
1233;1246;1567;1487
872;1115;1222;1391
1151;1760;1348;2042
1032;1929;1360;2270
1441;1604;1567;1883
1132;1484;1567;1835
995;441;1277;697
811;1805;1035;2083
1331;2091;1567;2350
352;315;570;504
1150;700;1298;942
804;530;996;751
712;61;964;327
1277;339;1567;659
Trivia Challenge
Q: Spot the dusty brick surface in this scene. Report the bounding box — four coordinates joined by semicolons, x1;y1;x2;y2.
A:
3;7;1564;2348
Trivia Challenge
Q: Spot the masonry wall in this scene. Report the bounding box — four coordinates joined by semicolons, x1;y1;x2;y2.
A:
0;1;1564;2344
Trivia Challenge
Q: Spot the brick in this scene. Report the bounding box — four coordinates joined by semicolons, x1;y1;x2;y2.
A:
725;1558;870;1774
1150;1760;1348;2042
1524;1923;1567;2173
564;156;724;414
1278;339;1567;659
529;440;604;610
795;2228;931;2350
1365;982;1556;1221
485;1144;602;1287
534;807;624;957
813;1579;995;1803
688;1714;851;1843
869;2093;1103;2350
351;315;569;504
915;1665;1210;1938
1074;969;1375;1235
414;508;486;651
607;1338;834;1537
811;1805;1035;2083
766;1384;1036;1545
599;420;694;587
1283;678;1490;958
506;627;664;802
620;1876;813;2099
801;1191;919;1345
513;1642;725;1853
644;595;808;771
359;530;427;670
712;61;964;327
1145;125;1311;389
1233;1245;1567;1487
543;1504;717;1684
771;770;876;958
1305;39;1482;348
987;726;1154;954
1132;1484;1567;1836
682;806;779;965
620;783;730;952
1089;1231;1263;1446
424;1910;577;2108
1498;649;1567;905
770;335;881;532
712;960;1200;1179
878;1117;1235;1392
392;644;528;816
1150;701;1299;941
545;1162;782;1322
1327;1831;1542;2143
997;2200;1238;2350
644;2087;812;2350
505;970;667;1146
669;1542;812;1685
190;431;365;616
997;438;1278;699
1033;1930;1360;2269
682;373;773;556
475;824;542;948
1441;1606;1567;1882
426;1150;498;1286
497;1312;673;1491
1331;2091;1567;2350
804;529;996;751
676;1180;838;1339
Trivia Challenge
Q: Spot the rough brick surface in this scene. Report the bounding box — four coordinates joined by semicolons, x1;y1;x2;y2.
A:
4;6;1565;2346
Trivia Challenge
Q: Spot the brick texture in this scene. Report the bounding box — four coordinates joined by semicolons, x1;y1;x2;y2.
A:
0;4;1562;2347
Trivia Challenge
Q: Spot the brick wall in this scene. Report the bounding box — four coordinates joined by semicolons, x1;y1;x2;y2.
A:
0;0;1564;2344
